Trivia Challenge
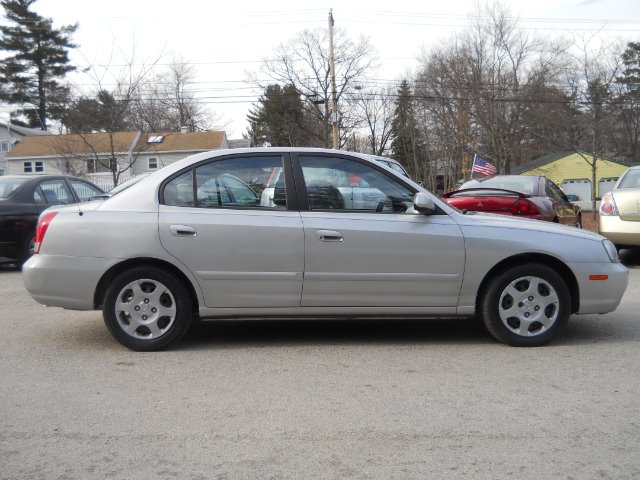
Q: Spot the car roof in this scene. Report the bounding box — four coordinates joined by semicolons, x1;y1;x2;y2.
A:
1;174;85;180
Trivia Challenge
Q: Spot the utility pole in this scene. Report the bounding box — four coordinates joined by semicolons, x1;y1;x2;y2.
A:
328;9;339;149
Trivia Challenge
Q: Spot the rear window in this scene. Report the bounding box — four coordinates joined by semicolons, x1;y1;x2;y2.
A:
618;169;640;189
459;176;537;195
0;177;28;198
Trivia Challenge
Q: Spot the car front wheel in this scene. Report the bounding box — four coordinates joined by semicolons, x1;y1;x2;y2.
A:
103;266;193;351
479;264;571;346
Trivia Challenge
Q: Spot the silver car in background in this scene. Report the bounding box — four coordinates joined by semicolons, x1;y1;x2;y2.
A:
23;148;628;351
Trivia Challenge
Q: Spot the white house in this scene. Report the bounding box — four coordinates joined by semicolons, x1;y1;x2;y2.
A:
7;130;229;190
0;122;49;175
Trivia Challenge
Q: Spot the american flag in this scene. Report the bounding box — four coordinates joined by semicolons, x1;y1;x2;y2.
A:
471;155;497;177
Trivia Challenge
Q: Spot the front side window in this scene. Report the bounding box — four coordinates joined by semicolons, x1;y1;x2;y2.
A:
162;156;286;209
299;156;414;213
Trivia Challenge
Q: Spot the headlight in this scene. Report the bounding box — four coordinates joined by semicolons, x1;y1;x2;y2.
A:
602;239;619;263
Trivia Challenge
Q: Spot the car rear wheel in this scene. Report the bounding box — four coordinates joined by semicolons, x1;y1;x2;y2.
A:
17;233;35;267
479;264;571;346
103;266;193;351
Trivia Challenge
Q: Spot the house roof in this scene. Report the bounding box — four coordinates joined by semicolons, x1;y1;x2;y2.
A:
0;122;50;137
137;131;226;153
8;130;227;158
8;132;140;158
512;151;629;174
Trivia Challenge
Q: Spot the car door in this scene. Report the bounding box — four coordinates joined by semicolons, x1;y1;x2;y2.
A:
296;154;466;309
158;154;304;309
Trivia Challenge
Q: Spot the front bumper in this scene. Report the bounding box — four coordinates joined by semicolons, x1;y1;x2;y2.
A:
571;261;629;314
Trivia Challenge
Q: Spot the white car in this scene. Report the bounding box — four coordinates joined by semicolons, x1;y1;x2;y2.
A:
23;148;628;351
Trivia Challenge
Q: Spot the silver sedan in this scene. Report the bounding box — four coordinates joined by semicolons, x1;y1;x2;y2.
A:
23;148;628;350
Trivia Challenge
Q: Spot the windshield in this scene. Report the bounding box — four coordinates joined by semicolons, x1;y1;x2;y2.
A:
0;177;28;199
459;176;537;195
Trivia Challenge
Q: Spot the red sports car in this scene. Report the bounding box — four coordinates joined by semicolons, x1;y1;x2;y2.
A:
443;175;581;227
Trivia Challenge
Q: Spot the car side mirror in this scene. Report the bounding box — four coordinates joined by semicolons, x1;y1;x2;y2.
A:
413;192;436;215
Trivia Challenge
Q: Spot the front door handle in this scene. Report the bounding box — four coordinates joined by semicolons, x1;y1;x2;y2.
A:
316;229;343;242
169;224;197;237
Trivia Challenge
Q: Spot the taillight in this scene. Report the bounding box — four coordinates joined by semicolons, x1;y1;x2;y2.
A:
599;192;618;216
510;199;540;216
34;212;57;254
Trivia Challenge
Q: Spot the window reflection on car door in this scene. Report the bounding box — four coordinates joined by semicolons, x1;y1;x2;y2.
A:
158;155;304;309
297;154;465;309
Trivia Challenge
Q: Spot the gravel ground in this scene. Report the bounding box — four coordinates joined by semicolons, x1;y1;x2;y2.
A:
0;263;639;479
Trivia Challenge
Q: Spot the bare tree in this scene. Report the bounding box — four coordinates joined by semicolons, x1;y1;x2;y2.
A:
253;27;377;148
349;86;394;155
415;39;477;186
63;49;159;185
560;37;624;214
613;42;640;162
131;57;221;132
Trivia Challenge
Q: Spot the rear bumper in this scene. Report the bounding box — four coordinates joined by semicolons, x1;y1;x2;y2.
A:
599;215;640;246
22;254;116;310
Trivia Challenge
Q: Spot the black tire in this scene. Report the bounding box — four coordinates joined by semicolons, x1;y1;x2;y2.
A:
17;233;35;267
103;266;193;351
479;264;571;347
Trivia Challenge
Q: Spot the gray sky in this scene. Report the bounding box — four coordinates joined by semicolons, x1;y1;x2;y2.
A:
4;0;640;136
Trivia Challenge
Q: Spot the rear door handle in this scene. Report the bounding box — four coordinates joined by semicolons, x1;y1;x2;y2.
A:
169;225;197;237
316;230;343;242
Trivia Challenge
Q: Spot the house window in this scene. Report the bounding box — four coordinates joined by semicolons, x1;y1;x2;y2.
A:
87;158;114;173
148;157;158;170
24;161;44;173
1;141;9;152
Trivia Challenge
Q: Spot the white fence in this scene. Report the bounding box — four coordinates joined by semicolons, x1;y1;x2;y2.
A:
88;175;134;192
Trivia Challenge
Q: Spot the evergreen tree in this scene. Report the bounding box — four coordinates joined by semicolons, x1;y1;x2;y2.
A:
62;90;132;133
390;80;419;174
0;0;77;130
247;84;307;146
619;42;640;94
